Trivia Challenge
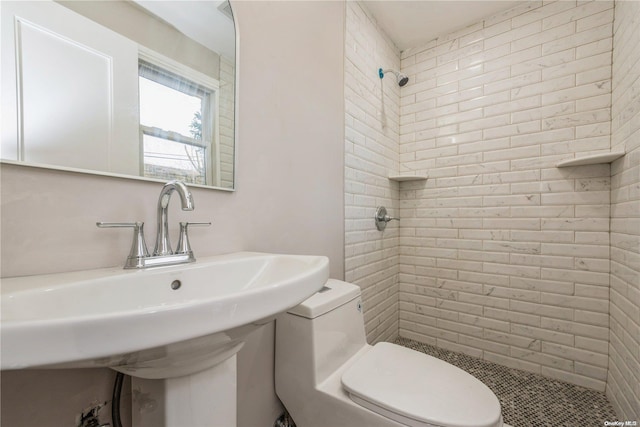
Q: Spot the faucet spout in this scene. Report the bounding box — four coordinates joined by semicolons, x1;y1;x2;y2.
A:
154;180;194;256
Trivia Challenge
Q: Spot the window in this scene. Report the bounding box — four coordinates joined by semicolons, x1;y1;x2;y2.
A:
138;54;219;185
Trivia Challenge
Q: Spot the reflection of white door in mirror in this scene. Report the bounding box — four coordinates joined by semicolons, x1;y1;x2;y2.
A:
1;1;140;175
1;0;235;190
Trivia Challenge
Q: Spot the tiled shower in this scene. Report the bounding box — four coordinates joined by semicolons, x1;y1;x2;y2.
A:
345;0;639;420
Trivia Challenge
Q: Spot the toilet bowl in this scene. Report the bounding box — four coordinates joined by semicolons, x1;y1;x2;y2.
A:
275;279;503;427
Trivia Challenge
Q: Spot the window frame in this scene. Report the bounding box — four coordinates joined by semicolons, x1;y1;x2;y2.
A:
138;46;220;186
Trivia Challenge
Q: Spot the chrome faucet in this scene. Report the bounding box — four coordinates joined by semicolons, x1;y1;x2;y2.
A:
154;180;194;256
97;180;210;269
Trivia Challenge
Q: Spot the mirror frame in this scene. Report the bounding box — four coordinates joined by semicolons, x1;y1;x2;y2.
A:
0;0;238;192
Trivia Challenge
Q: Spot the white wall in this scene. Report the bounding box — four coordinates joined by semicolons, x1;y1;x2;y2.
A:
344;1;401;344
398;0;614;391
608;0;640;419
0;2;345;426
59;0;221;79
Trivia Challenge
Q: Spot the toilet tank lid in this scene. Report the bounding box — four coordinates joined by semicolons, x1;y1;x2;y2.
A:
287;279;361;319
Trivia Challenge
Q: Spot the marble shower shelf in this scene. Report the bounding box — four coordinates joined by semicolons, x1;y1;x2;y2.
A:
556;151;625;167
388;174;429;182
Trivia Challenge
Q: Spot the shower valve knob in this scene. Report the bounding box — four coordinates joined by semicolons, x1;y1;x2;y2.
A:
375;206;399;231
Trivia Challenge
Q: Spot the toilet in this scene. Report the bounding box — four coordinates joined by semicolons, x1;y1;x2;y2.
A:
275;279;503;427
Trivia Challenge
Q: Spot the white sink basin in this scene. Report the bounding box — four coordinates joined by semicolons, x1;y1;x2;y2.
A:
1;252;329;378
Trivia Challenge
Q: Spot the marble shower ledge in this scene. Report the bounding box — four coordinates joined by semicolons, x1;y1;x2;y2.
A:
388;174;429;182
556;151;625;167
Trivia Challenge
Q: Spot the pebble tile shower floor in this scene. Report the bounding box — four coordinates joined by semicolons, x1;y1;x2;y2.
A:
395;337;618;427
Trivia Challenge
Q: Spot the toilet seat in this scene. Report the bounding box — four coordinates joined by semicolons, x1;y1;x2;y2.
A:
341;342;502;427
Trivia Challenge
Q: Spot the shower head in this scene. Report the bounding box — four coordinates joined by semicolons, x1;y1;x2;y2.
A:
379;68;409;87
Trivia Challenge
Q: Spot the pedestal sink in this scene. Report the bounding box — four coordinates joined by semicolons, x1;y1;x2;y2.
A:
1;252;330;426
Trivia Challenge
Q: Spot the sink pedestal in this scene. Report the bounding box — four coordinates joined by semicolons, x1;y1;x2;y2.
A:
132;356;237;427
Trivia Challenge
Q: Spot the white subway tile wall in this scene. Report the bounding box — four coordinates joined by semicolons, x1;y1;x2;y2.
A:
345;2;401;343
346;0;640;405
398;1;615;391
608;0;640;420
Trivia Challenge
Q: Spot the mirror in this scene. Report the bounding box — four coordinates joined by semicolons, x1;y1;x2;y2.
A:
1;0;236;190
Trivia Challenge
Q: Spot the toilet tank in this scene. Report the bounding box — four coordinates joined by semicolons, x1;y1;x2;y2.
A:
275;279;367;387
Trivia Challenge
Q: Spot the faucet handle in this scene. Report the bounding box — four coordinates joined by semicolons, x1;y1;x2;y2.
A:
96;222;150;268
97;222;143;228
176;222;211;256
374;206;400;231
